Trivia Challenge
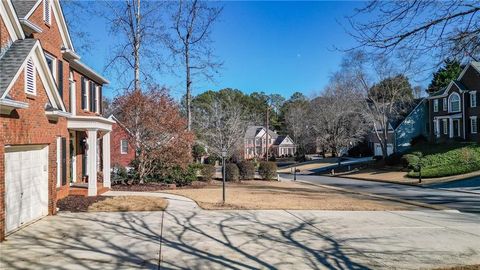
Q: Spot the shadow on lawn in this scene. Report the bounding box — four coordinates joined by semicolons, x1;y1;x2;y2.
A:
0;209;382;270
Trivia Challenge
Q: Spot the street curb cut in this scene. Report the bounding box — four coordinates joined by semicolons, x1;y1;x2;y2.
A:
294;180;451;211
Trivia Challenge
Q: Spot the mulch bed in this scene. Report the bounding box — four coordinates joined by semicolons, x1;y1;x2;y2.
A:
111;180;211;192
57;196;108;212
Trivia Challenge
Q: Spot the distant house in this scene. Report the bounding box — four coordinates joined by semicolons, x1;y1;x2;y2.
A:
109;115;135;169
427;61;479;142
368;98;428;156
244;126;296;160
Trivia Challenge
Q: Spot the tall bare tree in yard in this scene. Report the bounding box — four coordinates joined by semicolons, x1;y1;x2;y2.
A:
347;1;480;65
113;88;194;183
64;0;165;91
167;0;223;130
284;100;310;155
338;52;414;159
310;74;367;157
193;94;246;159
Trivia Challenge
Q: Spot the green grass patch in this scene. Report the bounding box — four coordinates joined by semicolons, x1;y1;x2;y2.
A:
404;143;480;178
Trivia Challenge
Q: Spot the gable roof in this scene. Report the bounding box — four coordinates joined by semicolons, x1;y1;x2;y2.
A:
11;0;38;18
394;98;426;131
0;38;37;97
245;125;278;139
0;38;66;111
0;0;25;41
12;0;75;51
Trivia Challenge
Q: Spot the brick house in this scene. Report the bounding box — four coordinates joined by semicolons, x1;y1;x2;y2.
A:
0;0;113;240
428;62;480;142
108;115;135;170
243;126;296;160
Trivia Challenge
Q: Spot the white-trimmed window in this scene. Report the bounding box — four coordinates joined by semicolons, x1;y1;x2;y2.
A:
470;91;477;108
44;53;56;80
120;139;128;154
443;119;448;135
43;0;51;24
471;117;478;134
443;98;447;111
433;99;439;112
449;93;461;112
24;58;36;95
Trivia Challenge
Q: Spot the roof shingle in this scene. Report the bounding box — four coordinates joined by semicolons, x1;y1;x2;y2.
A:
11;0;38;18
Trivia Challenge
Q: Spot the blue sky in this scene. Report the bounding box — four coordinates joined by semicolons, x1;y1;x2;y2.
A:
69;1;365;100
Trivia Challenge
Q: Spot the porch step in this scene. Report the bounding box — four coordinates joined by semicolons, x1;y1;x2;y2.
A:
68;184;110;197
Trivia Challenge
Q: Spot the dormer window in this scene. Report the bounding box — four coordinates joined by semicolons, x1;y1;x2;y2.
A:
25;58;36;95
43;0;51;24
448;93;461;112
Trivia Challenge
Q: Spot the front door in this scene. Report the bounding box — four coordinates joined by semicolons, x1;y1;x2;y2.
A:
69;132;76;183
453;119;461;137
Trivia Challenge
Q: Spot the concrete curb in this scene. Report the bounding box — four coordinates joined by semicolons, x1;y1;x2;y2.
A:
294;180;451;211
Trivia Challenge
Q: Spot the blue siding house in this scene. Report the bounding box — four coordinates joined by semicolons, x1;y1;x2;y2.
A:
394;98;428;152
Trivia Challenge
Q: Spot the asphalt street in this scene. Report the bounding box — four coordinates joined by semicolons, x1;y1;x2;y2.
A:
281;173;480;214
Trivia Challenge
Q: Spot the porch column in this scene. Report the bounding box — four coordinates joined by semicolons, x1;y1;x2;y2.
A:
449;118;454;138
87;129;98;196
102;132;111;188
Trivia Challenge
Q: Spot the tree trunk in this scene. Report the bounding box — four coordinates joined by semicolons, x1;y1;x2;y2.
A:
134;0;141;92
185;44;192;131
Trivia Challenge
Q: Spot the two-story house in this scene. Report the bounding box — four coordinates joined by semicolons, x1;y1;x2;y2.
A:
244;126;296;160
0;0;113;240
428;62;480;142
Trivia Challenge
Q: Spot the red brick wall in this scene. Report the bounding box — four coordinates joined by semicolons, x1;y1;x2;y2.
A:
28;1;102;117
0;16;11;48
111;122;135;168
0;69;69;240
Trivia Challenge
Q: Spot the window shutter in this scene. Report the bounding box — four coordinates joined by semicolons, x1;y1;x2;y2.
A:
89;81;96;112
99;86;102;114
81;77;86;110
61;137;67;185
25;58;36;94
57;60;63;98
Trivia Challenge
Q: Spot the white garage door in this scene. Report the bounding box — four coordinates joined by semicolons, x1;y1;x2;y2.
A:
374;143;394;156
5;146;49;233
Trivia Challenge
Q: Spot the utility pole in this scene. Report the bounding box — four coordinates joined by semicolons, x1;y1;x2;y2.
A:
265;106;269;161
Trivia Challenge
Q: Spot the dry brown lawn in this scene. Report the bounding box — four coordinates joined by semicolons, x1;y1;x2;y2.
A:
164;180;413;210
88;196;168;212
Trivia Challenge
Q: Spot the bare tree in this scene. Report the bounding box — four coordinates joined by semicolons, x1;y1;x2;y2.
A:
346;1;480;65
310;75;367;158
64;1;165;92
166;0;223;131
338;52;414;159
284;101;310;155
193;95;246;159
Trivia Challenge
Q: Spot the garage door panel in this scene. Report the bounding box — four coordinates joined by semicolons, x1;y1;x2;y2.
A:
5;146;49;233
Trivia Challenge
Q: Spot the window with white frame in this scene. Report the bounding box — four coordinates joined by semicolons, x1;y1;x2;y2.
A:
433;120;438;135
120;139;128;154
470;92;477;108
449;93;461;112
443;98;447;111
25;58;36;95
433;99;439;112
471;117;478;134
443;119;448;134
43;0;51;24
44;53;56;80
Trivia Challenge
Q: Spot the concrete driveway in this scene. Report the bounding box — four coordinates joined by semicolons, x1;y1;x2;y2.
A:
1;191;480;269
